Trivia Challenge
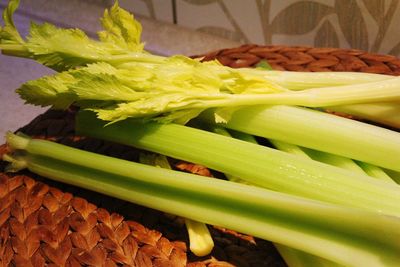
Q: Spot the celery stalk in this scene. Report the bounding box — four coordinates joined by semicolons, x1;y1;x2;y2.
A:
76;111;400;217
215;127;342;267
327;103;400;129
185;219;214;257
271;139;394;183
139;152;214;256
268;140;310;158
265;137;397;265
303;148;365;174
201;105;400;172
5;132;400;267
356;161;395;183
385;169;400;184
238;69;392;90
269;137;393;183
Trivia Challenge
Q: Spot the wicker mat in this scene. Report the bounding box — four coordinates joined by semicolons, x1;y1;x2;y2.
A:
1;45;399;266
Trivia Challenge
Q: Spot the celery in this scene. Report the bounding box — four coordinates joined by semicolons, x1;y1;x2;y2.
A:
139;153;214;256
303;148;365;174
5;132;400;267
3;1;400;125
328;103;400;129
13;59;400;124
217;128;341;267
184;219;214;257
271;139;394;183
268;139;310;158
239;69;392;90
76;111;400;217
385;169;400;184
356;162;395;183
265;137;398;265
201;105;400;172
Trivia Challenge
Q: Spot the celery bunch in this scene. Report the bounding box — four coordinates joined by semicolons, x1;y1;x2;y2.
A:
2;1;400;266
5;132;400;267
2;1;400;124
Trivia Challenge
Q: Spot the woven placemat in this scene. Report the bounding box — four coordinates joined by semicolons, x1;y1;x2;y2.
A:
199;44;400;75
1;45;399;266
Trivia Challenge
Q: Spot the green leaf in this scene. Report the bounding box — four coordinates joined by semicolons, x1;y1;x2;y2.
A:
25;22;125;71
98;1;144;52
1;1;148;70
0;0;24;45
16;72;77;109
255;59;273;70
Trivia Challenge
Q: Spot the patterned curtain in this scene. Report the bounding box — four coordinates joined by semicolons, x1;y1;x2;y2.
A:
131;0;400;56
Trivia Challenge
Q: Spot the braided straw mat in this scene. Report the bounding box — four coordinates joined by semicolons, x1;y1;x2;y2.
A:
1;44;400;267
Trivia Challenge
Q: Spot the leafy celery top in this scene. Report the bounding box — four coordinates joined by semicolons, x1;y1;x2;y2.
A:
0;0;287;124
2;0;400;125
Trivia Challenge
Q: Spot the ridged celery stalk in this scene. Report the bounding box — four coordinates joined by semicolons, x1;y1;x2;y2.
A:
200;105;400;172
238;69;392;90
269;137;394;183
356;161;395;183
215;128;341;267
303;148;365;174
4;132;400;267
76;111;400;217
139;153;214;256
327;103;400;129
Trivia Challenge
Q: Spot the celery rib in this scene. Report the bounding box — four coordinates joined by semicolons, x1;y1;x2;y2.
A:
201;105;400;172
328;102;400;129
75;111;400;217
5;133;400;267
139;152;214;256
238;69;392;90
219;129;341;267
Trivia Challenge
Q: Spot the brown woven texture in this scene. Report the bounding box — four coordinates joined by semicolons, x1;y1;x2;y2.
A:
200;44;400;75
1;45;399;267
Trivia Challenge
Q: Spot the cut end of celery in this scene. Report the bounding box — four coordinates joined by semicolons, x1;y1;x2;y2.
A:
185;219;215;256
2;153;28;172
5;131;30;150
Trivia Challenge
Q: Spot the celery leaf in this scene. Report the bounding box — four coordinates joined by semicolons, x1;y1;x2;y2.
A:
16;72;77;109
1;1;145;70
0;0;24;45
98;1;144;52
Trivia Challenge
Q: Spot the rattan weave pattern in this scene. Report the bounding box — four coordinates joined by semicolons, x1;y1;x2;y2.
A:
1;45;399;267
200;44;400;75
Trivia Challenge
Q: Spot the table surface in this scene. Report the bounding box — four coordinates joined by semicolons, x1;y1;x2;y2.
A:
0;1;240;144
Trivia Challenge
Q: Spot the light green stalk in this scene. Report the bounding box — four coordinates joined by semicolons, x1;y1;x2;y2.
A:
238;69;392;90
266;136;397;266
262;136;394;266
356;161;395;183
5;132;400;267
212;127;341;267
139;153;214;256
327;103;400;130
200;105;400;172
76;111;400;217
268;139;310;158
303;148;365;174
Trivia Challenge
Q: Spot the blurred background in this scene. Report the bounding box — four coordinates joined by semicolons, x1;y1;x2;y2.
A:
121;0;400;56
1;0;399;141
2;0;400;56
